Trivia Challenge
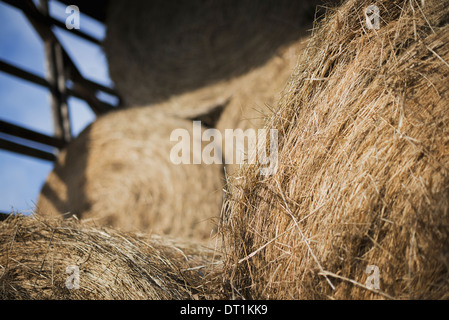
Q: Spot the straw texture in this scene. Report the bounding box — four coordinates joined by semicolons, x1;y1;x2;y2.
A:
0;215;222;299
37;107;224;242
221;0;449;299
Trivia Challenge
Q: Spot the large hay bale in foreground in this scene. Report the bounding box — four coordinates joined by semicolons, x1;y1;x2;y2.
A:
221;0;449;299
215;38;309;176
37;107;224;242
104;0;321;108
0;215;221;299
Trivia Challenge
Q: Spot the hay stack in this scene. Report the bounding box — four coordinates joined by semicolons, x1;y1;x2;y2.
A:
0;215;221;299
37;107;224;242
145;37;310;176
215;38;309;176
104;0;327;177
104;0;321;108
221;0;449;299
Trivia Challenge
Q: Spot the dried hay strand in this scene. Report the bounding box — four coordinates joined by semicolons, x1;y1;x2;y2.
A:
104;0;322;108
37;107;224;243
221;0;449;299
0;214;222;299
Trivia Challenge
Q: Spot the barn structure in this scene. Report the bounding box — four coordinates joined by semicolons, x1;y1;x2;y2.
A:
0;0;119;219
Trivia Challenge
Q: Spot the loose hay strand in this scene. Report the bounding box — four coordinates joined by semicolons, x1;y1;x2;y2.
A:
275;178;336;291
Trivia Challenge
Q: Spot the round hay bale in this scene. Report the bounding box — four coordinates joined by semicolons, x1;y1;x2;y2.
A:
215;38;309;176
37;107;224;242
221;0;449;299
146;37;311;177
0;215;222;299
104;0;322;108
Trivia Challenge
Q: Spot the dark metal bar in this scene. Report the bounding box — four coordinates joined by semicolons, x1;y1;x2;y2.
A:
2;0;101;45
0;0;123;162
0;59;50;88
0;120;65;149
39;0;72;143
34;0;120;109
50;16;101;45
75;76;118;98
0;138;56;162
70;85;116;114
0;59;117;111
54;41;72;142
3;0;61;41
3;0;116;115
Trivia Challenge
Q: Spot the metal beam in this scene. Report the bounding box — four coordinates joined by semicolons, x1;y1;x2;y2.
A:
0;59;117;111
0;0;123;163
50;16;101;45
2;0;117;115
2;0;101;45
0;120;65;149
0;138;57;162
0;59;50;88
39;0;72;143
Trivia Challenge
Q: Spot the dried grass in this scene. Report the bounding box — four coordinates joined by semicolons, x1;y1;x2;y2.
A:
0;214;222;300
104;0;322;108
215;38;310;176
37;107;224;243
221;0;449;299
103;1;332;176
11;0;449;301
147;37;311;176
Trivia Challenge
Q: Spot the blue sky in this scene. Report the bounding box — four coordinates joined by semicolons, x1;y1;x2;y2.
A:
0;0;113;214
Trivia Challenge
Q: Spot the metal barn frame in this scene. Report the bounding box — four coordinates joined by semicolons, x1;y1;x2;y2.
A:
0;0;120;218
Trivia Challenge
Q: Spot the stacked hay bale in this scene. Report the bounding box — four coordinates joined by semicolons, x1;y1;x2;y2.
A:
214;39;308;175
145;38;310;176
37;107;224;243
37;1;325;241
104;0;324;176
104;0;321;107
0;215;222;300
221;0;449;299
